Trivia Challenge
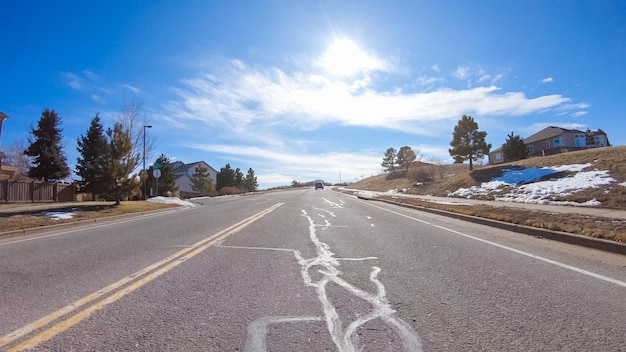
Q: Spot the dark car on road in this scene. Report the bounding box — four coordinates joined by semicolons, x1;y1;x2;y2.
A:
315;181;324;190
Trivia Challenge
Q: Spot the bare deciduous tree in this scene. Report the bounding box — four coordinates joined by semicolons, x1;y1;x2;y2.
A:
1;139;32;180
117;99;157;174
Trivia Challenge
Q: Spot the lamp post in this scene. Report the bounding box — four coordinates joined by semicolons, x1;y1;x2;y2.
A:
143;125;152;200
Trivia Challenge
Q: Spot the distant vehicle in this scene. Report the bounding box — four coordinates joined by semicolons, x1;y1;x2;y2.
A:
315;181;324;190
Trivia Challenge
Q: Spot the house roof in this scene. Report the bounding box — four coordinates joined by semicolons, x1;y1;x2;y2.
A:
523;126;583;144
173;161;217;175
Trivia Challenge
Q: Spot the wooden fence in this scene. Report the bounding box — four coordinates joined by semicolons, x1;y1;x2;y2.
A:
0;180;76;203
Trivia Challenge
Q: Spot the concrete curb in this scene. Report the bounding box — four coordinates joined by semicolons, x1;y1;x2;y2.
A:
357;195;626;255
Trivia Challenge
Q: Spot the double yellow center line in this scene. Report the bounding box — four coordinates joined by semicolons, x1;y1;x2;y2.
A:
1;202;284;351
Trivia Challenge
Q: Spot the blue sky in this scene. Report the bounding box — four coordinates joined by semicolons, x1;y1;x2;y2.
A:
1;1;624;189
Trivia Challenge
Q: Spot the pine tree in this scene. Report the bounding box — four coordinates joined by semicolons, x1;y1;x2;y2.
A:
24;109;70;181
397;146;417;171
216;163;235;191
242;168;258;192
151;154;176;196
76;114;110;197
107;123;140;205
190;164;215;194
381;147;397;173
449;115;491;171
502;132;528;162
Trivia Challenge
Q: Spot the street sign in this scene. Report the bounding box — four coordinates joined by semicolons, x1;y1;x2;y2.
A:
153;169;162;178
154;162;163;169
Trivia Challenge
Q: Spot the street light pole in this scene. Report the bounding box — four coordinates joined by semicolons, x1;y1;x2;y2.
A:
143;125;152;200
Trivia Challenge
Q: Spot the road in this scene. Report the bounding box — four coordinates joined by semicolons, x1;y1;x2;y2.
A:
0;189;625;351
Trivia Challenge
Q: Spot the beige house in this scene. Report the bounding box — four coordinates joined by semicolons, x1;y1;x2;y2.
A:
172;160;217;197
489;126;609;164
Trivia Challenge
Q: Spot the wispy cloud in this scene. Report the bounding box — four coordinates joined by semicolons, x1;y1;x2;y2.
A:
166;60;578;136
83;70;98;80
63;72;83;90
90;94;105;104
541;77;554;83
185;142;383;185
431;64;440;72
123;84;141;94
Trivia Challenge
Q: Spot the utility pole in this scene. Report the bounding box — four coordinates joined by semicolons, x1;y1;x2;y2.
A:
143;124;152;199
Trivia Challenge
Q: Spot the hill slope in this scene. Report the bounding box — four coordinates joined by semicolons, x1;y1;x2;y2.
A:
352;146;626;209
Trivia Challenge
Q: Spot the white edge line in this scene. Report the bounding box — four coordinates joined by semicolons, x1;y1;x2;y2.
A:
362;200;626;289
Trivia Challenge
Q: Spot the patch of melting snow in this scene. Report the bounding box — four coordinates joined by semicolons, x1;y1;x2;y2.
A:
147;196;196;207
451;164;615;206
43;211;75;220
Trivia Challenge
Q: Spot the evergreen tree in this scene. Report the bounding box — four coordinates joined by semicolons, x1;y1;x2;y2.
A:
149;154;176;196
190;164;215;194
397;146;417;171
235;167;244;188
107;123;140;204
24;109;70;181
502;132;528;161
216;163;236;190
381;147;397;173
449;115;491;171
242;168;258;192
76;114;110;197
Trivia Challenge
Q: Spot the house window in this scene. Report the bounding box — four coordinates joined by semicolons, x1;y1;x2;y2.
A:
574;134;586;147
553;138;560;147
527;145;535;154
495;152;502;161
561;138;566;146
546;141;551;148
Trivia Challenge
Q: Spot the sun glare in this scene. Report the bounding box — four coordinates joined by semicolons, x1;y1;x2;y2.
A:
322;39;379;76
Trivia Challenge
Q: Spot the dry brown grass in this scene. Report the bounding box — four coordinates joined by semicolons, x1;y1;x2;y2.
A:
0;201;179;233
372;195;626;243
348;146;626;243
353;146;626;208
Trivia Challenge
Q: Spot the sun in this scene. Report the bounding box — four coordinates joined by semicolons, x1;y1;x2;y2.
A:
321;39;379;76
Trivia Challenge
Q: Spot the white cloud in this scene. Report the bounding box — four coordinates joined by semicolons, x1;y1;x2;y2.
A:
185;142;384;187
166;60;578;137
541;77;554;83
123;84;141;94
83;70;98;80
453;66;471;80
571;111;588;117
90;94;105;104
431;64;440;72
63;72;83;90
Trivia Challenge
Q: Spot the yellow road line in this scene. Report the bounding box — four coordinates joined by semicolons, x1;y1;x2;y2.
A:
3;202;283;351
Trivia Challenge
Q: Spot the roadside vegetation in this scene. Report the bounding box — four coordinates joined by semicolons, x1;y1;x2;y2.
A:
0;201;178;233
347;146;626;243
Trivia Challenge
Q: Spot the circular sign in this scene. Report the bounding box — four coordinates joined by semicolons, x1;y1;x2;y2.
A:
153;169;162;178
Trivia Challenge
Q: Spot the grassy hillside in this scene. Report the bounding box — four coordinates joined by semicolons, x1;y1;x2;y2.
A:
352;146;626;209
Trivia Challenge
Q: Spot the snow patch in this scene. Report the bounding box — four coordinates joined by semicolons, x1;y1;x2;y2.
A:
451;164;615;206
43;211;75;220
147;196;197;207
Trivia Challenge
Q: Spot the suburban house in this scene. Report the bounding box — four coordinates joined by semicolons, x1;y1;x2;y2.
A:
488;126;609;164
171;160;218;197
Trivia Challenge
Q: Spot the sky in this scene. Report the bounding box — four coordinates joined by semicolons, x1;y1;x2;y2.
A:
1;1;625;189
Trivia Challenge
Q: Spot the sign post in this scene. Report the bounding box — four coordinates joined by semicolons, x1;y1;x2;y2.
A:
153;169;161;196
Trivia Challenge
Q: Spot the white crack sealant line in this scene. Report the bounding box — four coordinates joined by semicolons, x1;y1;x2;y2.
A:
296;209;423;352
364;201;626;289
313;206;337;218
244;316;322;352
322;198;344;209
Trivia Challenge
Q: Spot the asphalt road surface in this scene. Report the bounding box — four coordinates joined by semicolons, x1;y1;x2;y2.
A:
1;189;625;351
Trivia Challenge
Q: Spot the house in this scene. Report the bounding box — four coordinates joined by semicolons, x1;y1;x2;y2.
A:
488;126;609;164
173;161;218;197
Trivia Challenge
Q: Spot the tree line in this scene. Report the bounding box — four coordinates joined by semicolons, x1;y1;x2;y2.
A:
381;114;535;175
11;103;258;203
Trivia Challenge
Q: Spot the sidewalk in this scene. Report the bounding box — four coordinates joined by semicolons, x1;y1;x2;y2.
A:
376;193;626;220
